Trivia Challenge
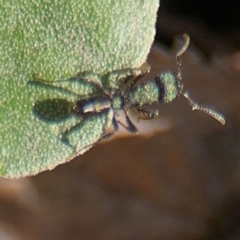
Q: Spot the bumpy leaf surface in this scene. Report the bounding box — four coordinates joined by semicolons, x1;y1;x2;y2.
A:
0;0;159;177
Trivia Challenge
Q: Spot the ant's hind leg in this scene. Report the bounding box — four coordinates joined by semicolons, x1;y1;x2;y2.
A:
68;116;119;158
32;71;110;97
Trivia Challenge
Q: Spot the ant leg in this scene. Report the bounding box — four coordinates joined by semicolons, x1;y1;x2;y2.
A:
122;62;151;90
103;62;151;92
77;77;110;97
75;72;110;97
136;107;159;120
32;71;110;97
99;116;119;141
68;116;119;158
118;109;138;134
27;79;81;97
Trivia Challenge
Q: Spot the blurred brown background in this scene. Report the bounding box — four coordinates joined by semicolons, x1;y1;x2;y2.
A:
1;1;240;239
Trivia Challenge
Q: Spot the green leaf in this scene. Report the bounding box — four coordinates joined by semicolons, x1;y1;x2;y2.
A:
0;0;159;178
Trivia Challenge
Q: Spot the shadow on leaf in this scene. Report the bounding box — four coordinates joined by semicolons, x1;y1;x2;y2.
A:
33;98;74;122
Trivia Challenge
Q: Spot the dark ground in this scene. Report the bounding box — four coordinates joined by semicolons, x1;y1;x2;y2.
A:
0;1;240;239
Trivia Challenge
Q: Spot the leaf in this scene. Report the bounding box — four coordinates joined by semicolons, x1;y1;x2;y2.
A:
0;0;159;178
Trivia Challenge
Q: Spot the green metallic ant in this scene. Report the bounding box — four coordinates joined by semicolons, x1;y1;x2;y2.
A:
33;34;225;155
71;34;225;139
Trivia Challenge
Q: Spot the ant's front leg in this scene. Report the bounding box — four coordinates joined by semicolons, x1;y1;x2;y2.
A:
102;62;150;92
136;107;159;120
122;62;151;90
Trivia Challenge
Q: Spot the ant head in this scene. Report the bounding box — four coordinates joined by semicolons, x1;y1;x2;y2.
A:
175;34;225;125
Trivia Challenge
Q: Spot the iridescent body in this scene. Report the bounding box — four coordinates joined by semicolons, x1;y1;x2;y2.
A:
72;35;225;145
34;34;225;154
72;71;181;141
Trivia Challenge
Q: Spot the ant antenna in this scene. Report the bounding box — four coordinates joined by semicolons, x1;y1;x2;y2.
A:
183;92;226;125
176;34;190;85
176;34;226;125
